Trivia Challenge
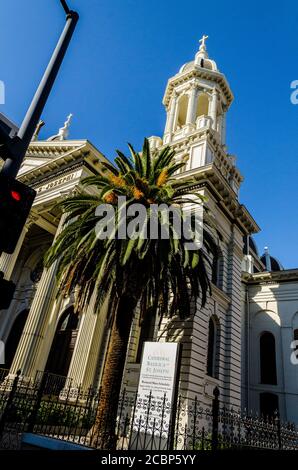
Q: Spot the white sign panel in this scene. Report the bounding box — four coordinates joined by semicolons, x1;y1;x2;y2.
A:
130;342;180;450
138;342;179;402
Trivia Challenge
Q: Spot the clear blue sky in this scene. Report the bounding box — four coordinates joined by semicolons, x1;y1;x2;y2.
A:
1;0;298;267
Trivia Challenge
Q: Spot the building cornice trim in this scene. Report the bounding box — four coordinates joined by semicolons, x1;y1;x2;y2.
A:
163;67;234;108
18;140;107;185
242;269;298;284
176;164;260;235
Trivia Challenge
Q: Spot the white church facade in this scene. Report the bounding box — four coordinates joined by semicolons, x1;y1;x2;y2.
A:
0;38;298;423
242;245;298;423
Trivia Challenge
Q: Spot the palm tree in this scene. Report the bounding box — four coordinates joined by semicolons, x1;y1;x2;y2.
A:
44;138;211;449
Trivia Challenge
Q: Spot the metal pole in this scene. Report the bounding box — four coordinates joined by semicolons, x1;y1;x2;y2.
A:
1;3;79;178
211;386;220;451
168;343;182;450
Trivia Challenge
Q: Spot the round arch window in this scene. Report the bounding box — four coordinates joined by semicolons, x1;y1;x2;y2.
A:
30;259;44;284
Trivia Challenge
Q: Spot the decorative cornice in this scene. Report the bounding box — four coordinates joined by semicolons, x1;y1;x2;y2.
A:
18;139;108;186
167;128;243;186
163;67;233;109
176;164;260;235
242;269;298;284
22;159;85;189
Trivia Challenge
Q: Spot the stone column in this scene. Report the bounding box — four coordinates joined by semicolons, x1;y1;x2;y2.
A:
186;86;197;127
67;291;110;389
0;215;37;280
164;92;178;142
10;214;66;377
209;88;218;130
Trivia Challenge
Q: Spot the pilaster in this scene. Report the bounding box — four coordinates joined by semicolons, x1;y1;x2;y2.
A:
221;112;226;145
209;88;218;131
185;86;197;130
164;92;178;143
223;230;243;407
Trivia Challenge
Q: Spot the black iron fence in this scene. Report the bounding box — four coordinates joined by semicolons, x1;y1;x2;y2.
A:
0;369;298;450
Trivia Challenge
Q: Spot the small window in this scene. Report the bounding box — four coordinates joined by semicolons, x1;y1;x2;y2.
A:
207;316;219;378
30;259;44;283
260;332;277;385
203;230;221;286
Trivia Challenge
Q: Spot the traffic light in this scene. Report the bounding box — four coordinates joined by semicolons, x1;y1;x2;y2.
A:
0;272;15;310
0;175;36;254
0;112;19;161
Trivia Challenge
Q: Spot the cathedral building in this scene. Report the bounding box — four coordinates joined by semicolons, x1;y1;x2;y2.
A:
0;38;297;423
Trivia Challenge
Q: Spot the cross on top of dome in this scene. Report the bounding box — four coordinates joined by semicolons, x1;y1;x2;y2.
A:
196;34;209;59
199;35;209;50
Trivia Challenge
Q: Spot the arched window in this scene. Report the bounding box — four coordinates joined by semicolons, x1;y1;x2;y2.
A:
45;307;79;380
196;93;209;119
4;310;29;369
175;95;189;129
260;332;277;385
203;230;221;287
260;392;279;418
207;316;219;378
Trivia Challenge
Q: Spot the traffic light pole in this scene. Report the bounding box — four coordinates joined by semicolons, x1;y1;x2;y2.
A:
1;1;79;179
0;1;79;264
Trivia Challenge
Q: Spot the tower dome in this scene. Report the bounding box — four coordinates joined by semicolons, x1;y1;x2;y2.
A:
179;35;218;73
260;247;284;272
179;57;218;73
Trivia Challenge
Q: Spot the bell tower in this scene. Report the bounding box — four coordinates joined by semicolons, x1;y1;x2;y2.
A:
148;38;260;408
147;36;246;197
163;35;232;147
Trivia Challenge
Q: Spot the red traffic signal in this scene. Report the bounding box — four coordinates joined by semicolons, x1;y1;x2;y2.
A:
0;175;36;254
11;190;21;201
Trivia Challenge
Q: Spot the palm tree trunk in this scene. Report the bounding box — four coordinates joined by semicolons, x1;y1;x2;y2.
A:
90;293;138;449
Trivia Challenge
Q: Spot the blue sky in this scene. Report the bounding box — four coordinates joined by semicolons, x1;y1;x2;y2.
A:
1;0;298;267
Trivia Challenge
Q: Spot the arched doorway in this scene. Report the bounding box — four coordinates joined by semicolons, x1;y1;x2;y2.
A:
4;310;29;369
45;307;79;381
